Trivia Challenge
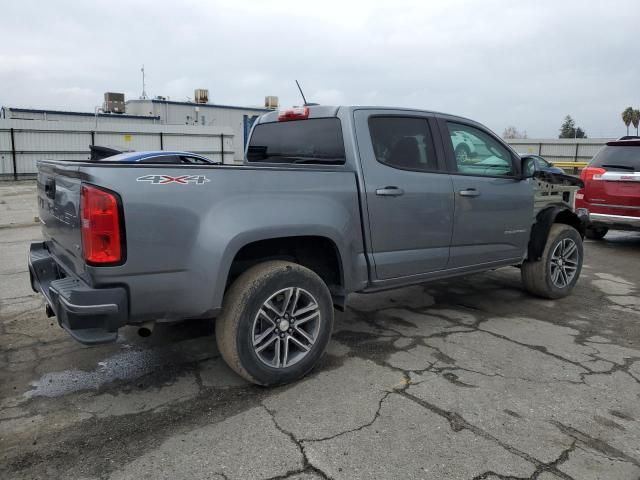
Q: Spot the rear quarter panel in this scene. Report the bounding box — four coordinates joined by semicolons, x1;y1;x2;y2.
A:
74;164;366;322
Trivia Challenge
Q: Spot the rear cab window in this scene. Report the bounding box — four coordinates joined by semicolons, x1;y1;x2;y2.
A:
247;118;345;165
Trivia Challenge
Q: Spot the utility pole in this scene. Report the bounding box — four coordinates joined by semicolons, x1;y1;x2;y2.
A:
140;65;147;100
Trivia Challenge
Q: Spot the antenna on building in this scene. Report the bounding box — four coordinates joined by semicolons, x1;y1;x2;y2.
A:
140;65;148;100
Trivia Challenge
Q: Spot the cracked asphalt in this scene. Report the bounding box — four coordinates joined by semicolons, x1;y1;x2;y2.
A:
1;181;640;480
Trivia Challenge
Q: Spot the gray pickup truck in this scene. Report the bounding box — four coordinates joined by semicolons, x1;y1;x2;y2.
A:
29;105;587;385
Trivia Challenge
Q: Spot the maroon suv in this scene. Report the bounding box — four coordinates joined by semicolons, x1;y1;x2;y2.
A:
576;139;640;239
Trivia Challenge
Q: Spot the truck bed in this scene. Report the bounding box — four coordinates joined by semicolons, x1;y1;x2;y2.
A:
35;161;367;326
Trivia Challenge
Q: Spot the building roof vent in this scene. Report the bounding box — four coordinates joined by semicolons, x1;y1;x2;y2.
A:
265;96;279;109
104;92;125;113
194;89;209;104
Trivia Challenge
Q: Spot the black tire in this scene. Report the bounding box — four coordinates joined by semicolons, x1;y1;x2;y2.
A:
216;260;334;386
521;224;583;299
585;226;608;240
455;144;471;163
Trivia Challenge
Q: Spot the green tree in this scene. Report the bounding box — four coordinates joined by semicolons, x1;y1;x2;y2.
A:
559;115;587;139
622;107;634;135
631;109;640;136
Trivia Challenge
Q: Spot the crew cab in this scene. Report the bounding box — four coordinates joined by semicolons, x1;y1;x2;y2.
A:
576;139;640;239
29;105;586;385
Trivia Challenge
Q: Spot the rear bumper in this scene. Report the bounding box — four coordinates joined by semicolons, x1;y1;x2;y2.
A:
28;242;128;344
589;213;640;230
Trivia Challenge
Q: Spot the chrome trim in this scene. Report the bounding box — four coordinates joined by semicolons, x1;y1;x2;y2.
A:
590;213;640;228
589;203;640;210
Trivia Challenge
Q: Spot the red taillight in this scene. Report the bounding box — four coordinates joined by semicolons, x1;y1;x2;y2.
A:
81;184;123;265
580;166;606;183
278;106;309;122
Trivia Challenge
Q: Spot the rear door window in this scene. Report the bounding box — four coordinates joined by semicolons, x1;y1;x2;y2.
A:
591;146;640;171
367;117;439;171
247;118;345;164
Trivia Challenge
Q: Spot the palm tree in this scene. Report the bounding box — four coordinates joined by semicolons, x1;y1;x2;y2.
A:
622;107;634;135
632;109;640;136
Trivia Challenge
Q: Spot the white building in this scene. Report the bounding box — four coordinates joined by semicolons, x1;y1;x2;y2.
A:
124;99;269;160
1;95;272;162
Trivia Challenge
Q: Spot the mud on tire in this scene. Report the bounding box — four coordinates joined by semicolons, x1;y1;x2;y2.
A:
215;260;334;386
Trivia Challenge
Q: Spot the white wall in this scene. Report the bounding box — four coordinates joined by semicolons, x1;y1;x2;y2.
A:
0;119;235;177
126;100;268;160
507;138;613;164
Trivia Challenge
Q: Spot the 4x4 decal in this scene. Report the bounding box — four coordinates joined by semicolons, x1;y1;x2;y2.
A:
136;175;210;185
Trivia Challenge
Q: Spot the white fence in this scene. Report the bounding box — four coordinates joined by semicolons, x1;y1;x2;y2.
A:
0;119;235;179
0;122;615;179
506;138;612;165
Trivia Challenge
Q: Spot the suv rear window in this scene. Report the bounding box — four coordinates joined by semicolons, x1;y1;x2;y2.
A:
591;145;640;171
247;118;345;164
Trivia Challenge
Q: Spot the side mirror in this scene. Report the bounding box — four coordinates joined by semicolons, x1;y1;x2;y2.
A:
520;156;536;179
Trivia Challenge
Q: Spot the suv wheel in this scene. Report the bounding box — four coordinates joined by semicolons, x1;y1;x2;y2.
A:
216;260;334;386
521;224;583;299
585;226;608;240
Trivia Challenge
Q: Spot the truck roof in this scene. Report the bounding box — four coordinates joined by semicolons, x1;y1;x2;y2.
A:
256;105;481;127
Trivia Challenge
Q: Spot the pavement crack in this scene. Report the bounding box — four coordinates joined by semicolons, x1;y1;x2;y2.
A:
398;390;574;479
551;420;640;467
579;356;640;384
301;389;395;443
262;404;331;480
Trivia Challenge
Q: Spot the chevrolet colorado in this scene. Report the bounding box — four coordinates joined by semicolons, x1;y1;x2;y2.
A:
29;105;587;385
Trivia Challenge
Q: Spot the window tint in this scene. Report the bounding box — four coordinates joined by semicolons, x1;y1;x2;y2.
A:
446;122;514;177
368;117;438;171
247;118;345;164
591;146;640;171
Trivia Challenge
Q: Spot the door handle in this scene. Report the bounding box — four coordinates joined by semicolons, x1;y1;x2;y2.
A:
459;188;480;197
376;186;405;197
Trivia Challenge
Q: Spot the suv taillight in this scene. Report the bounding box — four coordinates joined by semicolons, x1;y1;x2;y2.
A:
576;166;606;201
580;166;606;183
81;184;123;265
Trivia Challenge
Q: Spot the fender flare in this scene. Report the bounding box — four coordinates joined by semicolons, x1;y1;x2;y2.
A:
527;206;587;261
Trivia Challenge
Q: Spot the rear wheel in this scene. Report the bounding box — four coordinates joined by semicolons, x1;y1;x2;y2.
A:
521;224;583;299
216;260;334;386
585;226;608;240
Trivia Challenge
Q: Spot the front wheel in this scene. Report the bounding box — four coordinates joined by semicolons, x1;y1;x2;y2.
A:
216;261;334;386
521;224;583;299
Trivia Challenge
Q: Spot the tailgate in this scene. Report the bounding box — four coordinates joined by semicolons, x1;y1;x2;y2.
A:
37;162;85;276
587;171;640;216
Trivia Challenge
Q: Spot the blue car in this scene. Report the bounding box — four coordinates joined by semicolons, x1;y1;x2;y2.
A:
519;154;565;175
91;146;215;164
104;150;215;164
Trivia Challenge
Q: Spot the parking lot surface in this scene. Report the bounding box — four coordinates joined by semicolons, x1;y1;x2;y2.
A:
1;181;639;480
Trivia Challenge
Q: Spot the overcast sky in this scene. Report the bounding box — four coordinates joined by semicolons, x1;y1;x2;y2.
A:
2;0;639;137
